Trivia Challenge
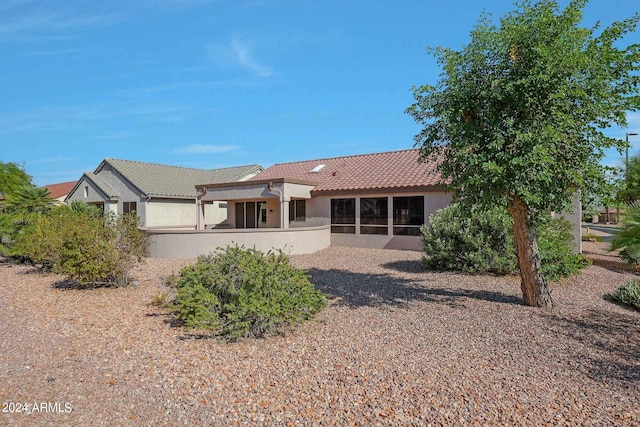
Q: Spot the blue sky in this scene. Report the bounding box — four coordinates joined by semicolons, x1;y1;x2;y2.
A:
1;0;638;186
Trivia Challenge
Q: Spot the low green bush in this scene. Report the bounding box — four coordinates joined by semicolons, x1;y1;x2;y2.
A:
420;203;517;274
12;205;147;287
611;279;640;310
172;245;327;341
421;203;591;281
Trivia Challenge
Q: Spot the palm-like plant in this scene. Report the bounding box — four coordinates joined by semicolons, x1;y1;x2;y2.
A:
0;186;56;255
611;201;640;270
5;185;56;216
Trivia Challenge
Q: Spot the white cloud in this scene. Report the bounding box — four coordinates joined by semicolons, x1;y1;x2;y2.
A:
209;37;273;78
173;144;240;154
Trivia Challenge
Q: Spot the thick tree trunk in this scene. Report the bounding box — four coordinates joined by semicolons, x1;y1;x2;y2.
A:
507;196;555;308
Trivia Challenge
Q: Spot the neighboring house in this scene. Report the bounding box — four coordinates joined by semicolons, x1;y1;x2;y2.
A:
65;158;263;228
598;207;619;224
42;180;77;204
195;149;451;251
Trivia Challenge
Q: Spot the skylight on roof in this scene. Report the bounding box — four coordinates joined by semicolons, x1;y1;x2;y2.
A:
309;164;326;173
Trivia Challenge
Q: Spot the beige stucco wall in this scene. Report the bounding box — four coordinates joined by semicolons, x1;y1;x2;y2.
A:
144;225;331;258
146;200;196;227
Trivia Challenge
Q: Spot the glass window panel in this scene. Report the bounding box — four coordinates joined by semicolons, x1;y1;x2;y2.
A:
331;225;356;234
296;200;306;221
360;197;387;225
331;198;355;225
360;226;388;235
393;196;424;226
393;226;422;236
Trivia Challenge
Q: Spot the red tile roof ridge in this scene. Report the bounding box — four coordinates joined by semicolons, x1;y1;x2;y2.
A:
266;147;421;167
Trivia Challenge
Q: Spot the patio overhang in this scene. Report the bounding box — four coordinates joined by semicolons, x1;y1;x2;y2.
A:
196;178;317;202
195;178;317;230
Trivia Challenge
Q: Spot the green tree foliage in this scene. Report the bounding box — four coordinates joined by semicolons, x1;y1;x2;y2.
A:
13;207;147;287
0;161;31;199
617;154;640;203
407;0;639;306
581;165;620;219
172;246;327;341
421;204;591;281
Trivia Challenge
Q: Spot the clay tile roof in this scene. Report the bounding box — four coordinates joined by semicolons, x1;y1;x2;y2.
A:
42;180;77;199
250;148;443;193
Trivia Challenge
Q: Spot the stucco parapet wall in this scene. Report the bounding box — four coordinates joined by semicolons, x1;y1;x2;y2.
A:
143;225;331;258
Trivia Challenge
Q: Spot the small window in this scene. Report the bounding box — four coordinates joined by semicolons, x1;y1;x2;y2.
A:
123;201;137;215
393;196;424;236
289;200;306;222
219;202;228;209
84;186;89;198
360;197;388;235
331;198;355;234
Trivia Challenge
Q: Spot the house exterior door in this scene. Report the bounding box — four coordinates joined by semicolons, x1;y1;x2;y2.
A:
257;201;267;228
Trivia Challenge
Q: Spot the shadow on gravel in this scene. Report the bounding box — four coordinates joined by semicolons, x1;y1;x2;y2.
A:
52;279;113;290
308;268;522;308
582;248;635;274
541;308;640;383
380;259;424;273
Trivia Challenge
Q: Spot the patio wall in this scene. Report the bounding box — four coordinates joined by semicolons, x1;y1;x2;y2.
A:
143;225;331;259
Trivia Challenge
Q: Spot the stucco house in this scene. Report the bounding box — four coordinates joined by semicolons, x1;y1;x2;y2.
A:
192;148;451;250
65;158;263;228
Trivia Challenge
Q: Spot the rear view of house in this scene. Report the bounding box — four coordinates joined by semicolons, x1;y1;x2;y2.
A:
195;148;451;251
65;158;263;228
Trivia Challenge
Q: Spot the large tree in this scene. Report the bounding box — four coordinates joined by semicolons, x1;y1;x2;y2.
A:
407;0;639;307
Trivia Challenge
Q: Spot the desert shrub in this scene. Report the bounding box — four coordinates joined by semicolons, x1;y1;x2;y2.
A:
421;203;590;280
420;203;517;274
611;279;640;310
13;207;147;287
173;245;327;340
537;216;592;282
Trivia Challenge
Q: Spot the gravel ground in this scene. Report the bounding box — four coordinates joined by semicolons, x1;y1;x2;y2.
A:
1;242;638;426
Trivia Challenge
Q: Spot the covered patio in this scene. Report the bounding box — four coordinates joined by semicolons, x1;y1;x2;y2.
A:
195;178;318;230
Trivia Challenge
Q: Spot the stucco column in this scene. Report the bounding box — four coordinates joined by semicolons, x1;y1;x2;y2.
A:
282;199;290;228
195;197;205;230
388;196;394;235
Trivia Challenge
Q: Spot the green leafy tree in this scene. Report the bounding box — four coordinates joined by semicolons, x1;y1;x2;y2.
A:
617;153;640;203
581;165;621;222
407;0;639;307
0;161;31;199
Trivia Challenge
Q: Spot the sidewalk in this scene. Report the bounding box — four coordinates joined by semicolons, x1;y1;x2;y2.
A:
582;223;618;242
